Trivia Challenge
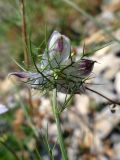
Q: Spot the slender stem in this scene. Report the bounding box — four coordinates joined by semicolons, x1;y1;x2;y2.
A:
85;86;120;105
35;147;42;160
52;89;68;160
19;1;41;159
20;0;29;68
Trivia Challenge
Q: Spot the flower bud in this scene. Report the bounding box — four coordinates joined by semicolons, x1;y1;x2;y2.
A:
41;31;71;68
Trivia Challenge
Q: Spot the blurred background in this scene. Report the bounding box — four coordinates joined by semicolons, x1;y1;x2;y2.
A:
0;0;120;159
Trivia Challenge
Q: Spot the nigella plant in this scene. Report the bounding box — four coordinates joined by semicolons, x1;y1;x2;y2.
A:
10;31;94;94
9;30;120;107
9;30;120;160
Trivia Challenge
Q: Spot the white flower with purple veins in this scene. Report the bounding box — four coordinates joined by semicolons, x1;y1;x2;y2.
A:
41;31;71;69
9;31;120;108
9;31;95;93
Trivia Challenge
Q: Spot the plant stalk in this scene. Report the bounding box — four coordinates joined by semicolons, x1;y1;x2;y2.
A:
85;86;120;105
20;0;29;69
52;89;68;160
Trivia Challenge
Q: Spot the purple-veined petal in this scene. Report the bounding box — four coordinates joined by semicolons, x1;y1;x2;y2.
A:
41;31;71;69
48;31;71;62
8;71;46;89
48;31;61;51
8;70;54;90
77;59;95;77
8;72;40;79
63;58;95;80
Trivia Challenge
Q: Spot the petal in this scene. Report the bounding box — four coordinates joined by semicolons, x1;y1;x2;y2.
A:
77;59;95;77
41;31;71;69
8;72;45;88
8;72;29;78
48;32;71;63
63;59;95;80
8;71;53;90
8;72;39;79
48;31;61;50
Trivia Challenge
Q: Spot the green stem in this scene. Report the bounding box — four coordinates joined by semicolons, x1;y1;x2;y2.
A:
52;89;68;160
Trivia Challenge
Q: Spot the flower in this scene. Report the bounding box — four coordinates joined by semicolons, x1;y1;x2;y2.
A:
9;31;95;94
8;30;120;110
41;30;71;69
